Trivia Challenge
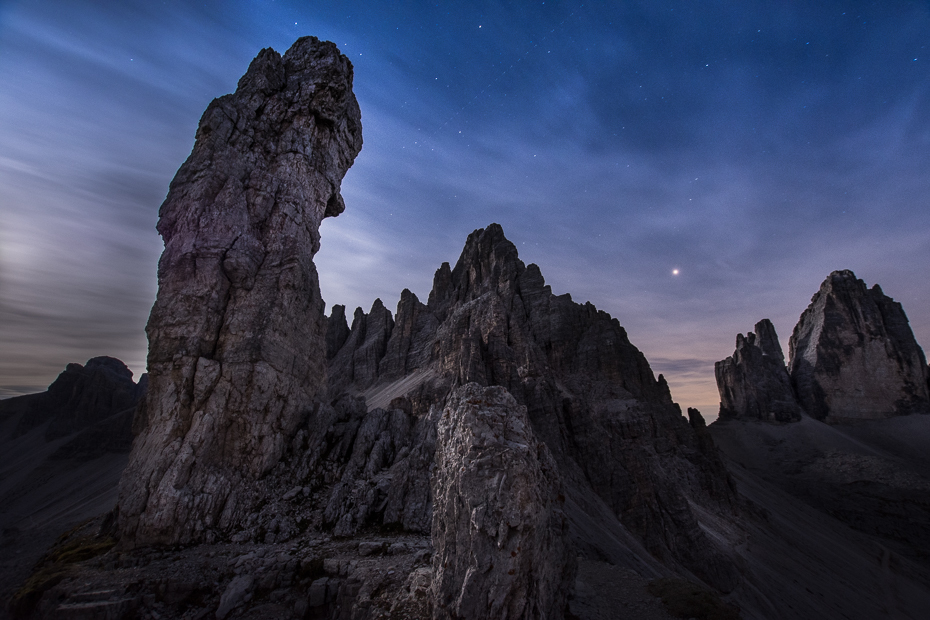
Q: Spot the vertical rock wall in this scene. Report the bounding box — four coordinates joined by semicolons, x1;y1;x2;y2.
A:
118;36;362;546
431;384;575;620
715;319;802;422
788;270;930;422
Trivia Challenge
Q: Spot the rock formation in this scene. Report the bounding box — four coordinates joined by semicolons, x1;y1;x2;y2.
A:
0;356;142;443
12;32;930;620
118;36;363;546
715;319;802;422
788;270;930;422
327;223;740;592
431;384;575;620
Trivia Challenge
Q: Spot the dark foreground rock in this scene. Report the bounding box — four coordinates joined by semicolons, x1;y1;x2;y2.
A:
118;36;363;547
715;319;802;422
0;358;144;608
431;384;574;619
0;357;142;442
788;270;930;422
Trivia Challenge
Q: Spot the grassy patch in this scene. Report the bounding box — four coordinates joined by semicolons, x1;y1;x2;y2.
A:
647;578;740;620
49;537;116;565
7;565;68;618
7;535;116;618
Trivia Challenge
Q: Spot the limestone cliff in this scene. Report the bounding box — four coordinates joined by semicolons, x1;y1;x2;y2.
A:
327;224;740;591
715;319;802;422
118;36;362;546
788;270;930;422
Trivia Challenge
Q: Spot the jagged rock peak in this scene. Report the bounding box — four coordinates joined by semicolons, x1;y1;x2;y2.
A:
325;304;351;359
118;36;363;546
788;270;930;422
432;223;525;310
327;223;739;590
715;319;802;422
431;384;575;619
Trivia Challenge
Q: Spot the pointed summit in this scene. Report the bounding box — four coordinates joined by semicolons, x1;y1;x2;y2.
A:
715;319;802;422
789;270;930;421
439;223;525;309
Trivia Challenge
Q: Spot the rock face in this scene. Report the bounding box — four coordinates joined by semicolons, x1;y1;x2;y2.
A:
118;36;363;546
0;357;142;442
715;319;802;422
328;223;740;591
788;270;930;422
431;384;574;620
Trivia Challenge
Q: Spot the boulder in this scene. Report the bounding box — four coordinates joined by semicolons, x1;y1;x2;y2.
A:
788;270;930;422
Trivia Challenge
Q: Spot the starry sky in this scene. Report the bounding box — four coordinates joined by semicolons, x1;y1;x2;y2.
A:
2;0;929;416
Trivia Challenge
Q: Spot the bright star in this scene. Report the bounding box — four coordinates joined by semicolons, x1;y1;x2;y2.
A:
672;269;680;276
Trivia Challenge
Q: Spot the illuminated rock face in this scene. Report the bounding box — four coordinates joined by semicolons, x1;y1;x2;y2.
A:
715;319;803;422
789;270;930;422
118;36;362;546
430;384;575;620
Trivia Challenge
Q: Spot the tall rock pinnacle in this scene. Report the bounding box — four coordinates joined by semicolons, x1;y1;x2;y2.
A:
118;37;363;545
788;270;930;422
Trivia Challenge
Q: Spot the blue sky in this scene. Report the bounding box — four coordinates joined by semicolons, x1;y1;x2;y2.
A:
2;0;929;414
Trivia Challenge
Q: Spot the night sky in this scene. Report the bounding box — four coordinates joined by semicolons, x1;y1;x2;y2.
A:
2;1;929;416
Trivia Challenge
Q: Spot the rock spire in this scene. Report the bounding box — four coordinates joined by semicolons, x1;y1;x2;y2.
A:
118;36;362;545
715;319;802;422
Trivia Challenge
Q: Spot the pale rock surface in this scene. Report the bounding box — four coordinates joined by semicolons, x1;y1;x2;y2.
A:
118;36;363;546
788;270;930;422
715;319;802;422
430;383;575;620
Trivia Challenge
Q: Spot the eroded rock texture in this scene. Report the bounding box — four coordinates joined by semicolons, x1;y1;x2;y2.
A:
328;224;740;591
118;36;362;546
715;319;802;422
788;270;930;422
431;384;574;620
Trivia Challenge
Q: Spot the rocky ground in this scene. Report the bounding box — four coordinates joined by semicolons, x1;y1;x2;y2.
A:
3;512;704;620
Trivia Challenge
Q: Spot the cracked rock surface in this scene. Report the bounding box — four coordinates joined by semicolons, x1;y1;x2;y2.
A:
789;270;930;422
715;319;802;422
430;384;574;620
118;36;363;546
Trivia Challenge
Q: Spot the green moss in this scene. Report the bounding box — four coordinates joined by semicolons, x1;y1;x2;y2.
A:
49;537;116;564
647;578;741;620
